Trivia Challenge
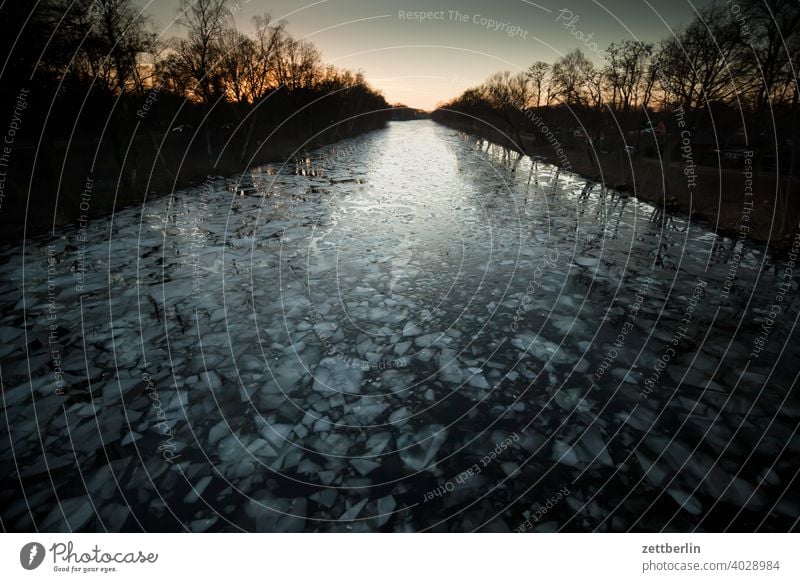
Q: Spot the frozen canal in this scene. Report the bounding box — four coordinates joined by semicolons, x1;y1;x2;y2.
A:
1;120;798;532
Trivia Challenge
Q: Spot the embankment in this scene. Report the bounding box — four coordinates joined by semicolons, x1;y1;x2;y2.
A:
0;117;388;243
433;117;800;244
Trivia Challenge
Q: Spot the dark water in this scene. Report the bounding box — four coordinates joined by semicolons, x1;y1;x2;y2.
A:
1;120;798;532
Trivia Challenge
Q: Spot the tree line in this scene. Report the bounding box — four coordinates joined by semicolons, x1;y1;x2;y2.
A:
1;0;389;136
433;0;799;178
0;0;392;237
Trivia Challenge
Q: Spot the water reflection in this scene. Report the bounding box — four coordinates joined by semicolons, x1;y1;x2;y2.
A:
0;120;797;533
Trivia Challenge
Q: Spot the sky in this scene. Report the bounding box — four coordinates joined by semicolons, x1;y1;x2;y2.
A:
142;0;711;110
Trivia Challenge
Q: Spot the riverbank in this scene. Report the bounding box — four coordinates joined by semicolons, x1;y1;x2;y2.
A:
0;117;389;244
433;117;800;246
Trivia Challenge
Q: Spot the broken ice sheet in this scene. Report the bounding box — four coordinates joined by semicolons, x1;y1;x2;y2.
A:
0;120;796;533
313;357;363;394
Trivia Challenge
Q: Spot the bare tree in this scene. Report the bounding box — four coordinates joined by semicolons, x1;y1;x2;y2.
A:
481;71;532;111
99;0;154;94
604;40;653;115
246;13;287;101
551;49;594;108
739;0;800;234
526;61;551;109
741;0;800;113
174;0;230;103
654;2;748;117
218;27;256;103
275;36;321;91
478;71;531;151
585;68;604;113
235;13;287;162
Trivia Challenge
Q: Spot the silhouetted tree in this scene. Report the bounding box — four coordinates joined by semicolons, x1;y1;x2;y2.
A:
654;3;748;118
174;0;230;104
526;61;552;109
604;41;653;116
551;49;594;108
